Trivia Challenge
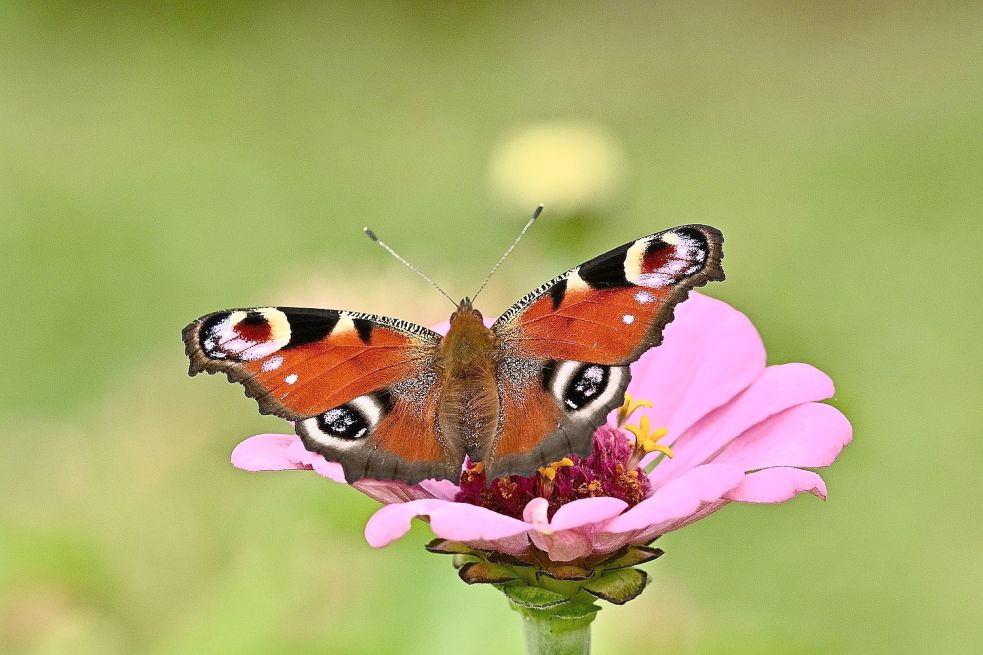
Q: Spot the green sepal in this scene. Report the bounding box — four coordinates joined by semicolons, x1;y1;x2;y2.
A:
425;539;475;555
600;545;664;571
458;561;521;585
548;601;602;621
580;567;648;605
504;582;569;609
537;564;593;581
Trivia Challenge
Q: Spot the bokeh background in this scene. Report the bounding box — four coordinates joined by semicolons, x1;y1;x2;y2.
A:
2;2;981;653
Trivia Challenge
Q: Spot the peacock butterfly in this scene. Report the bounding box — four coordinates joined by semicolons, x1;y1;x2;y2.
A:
183;211;723;484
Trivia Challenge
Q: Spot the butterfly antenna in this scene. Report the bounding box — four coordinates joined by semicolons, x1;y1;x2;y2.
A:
363;227;457;306
471;204;543;302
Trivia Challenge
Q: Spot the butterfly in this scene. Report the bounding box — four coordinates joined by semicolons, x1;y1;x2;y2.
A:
183;217;723;485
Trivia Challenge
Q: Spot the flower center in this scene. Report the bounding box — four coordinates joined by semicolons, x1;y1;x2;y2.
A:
465;436;669;528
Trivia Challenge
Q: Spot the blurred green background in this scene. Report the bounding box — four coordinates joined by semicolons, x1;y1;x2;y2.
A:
2;2;981;653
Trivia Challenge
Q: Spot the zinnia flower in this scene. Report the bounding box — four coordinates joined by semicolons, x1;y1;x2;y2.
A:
230;292;850;648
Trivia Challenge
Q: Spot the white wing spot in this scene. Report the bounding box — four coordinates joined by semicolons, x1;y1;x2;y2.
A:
623;314;636;325
262;356;284;372
634;290;654;304
284;373;298;385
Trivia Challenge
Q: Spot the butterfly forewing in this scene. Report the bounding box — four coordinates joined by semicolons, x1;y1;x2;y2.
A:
484;225;723;477
183;307;459;482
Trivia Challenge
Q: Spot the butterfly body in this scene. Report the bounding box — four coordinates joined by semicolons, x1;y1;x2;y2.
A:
184;224;724;484
437;300;499;463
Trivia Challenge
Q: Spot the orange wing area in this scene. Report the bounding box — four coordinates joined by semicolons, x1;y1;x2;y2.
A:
297;390;460;483
183;307;439;420
485;363;631;478
502;285;670;364
490;380;565;463
493;225;723;366
256;328;422;417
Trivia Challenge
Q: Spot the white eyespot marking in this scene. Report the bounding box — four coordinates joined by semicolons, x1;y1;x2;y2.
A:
625;232;704;289
587;365;627;413
299;393;387;450
634;290;654;304
623;314;635;325
349;395;383;428
550;361;583;403
284;373;298;385
565;267;590;293
624;237;654;284
548;362;628;416
201;308;292;361
202;337;226;358
262;356;283;372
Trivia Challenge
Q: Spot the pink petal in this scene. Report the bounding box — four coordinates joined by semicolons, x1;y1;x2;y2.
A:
232;433;346;483
520;497;628;561
602;463;744;534
364;499;530;548
725;467;828;502
548;497;628;531
529;530;595;562
353;479;449;504
712;402;852;471
285;437;348;483
522;497;550;531
231;434;453;502
231;434;300;471
645;362;835;477
624;293;767;442
417;479;462;501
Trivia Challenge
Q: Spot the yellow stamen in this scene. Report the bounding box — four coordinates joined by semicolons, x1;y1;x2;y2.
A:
470;462;485;474
625;414;673;458
617;392;654;427
538;457;574;481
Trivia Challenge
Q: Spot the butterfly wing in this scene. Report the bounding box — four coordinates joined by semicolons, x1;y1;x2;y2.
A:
183;307;459;483
487;225;724;477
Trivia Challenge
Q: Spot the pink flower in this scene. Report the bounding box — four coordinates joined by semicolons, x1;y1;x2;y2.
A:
230;293;851;563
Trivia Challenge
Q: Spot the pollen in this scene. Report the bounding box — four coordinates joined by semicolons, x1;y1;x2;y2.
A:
578;479;604;497
616;392;654;427
538;457;574;481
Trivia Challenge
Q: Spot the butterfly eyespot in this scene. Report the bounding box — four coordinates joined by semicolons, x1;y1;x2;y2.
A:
544;361;628;415
564;364;610;410
300;393;390;447
317;406;370;440
198;308;291;361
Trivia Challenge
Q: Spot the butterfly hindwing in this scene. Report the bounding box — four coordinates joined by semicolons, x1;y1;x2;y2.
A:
487;360;631;478
183;307;459;482
485;225;723;474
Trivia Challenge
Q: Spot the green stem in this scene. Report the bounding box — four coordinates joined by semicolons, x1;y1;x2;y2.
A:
518;607;594;655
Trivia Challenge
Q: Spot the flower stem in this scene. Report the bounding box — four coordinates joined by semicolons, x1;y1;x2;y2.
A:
518;607;594;655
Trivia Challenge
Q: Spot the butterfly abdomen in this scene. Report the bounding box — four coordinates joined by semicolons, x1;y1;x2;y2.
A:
437;303;500;462
438;374;499;462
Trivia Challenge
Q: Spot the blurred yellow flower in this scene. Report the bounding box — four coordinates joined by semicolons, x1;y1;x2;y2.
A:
488;120;628;216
